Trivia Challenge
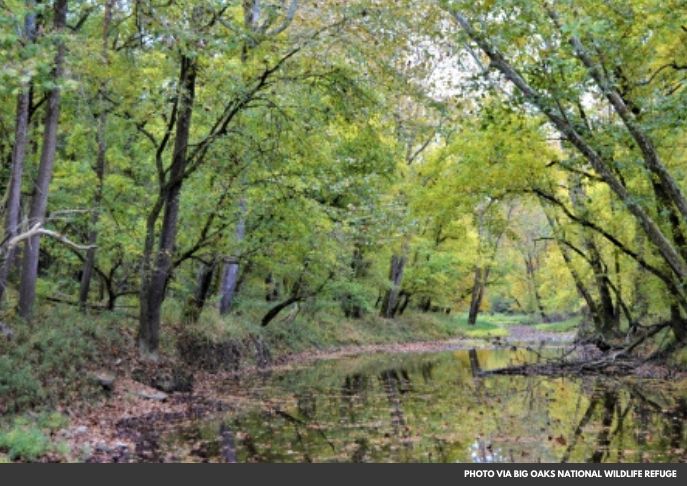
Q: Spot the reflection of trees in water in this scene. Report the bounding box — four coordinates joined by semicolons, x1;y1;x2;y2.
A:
421;361;435;383
561;394;597;462
468;349;481;377
166;353;687;463
296;391;316;420
589;390;618;462
610;394;632;462
379;368;414;458
343;373;368;396
560;383;687;463
351;437;369;462
340;373;369;422
379;369;410;429
633;398;651;463
669;398;687;450
470;436;506;463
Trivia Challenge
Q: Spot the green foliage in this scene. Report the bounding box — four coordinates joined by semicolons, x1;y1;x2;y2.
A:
0;355;44;413
0;413;69;462
2;1;687;423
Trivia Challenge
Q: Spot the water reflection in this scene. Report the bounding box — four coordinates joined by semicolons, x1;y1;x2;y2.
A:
161;349;687;463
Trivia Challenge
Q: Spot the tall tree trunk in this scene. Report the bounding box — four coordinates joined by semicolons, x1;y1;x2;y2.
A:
79;0;114;309
568;174;619;336
586;241;618;335
341;243;367;318
524;255;549;323
0;2;37;303
466;203;509;326
631;231;649;325
138;55;197;356
467;266;486;325
649;179;687;341
542;206;604;331
670;304;687;343
216;0;257;317
183;259;216;324
397;291;411;316
17;0;67;319
0;91;32;303
613;248;622;322
380;253;406;318
219;197;246;315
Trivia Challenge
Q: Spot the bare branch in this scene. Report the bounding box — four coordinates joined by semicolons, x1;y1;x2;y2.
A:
266;0;299;36
4;223;95;253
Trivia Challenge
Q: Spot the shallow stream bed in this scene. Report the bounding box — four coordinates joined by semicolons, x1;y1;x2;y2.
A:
148;347;687;462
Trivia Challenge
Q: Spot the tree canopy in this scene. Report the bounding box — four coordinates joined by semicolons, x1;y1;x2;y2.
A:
1;0;687;357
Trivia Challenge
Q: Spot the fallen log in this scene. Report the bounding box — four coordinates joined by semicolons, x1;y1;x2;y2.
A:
483;321;672;377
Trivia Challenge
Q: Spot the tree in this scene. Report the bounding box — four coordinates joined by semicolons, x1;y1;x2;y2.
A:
18;0;68;319
447;1;687;342
78;0;115;310
0;0;38;304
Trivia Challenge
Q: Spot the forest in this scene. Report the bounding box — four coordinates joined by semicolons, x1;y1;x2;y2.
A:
0;0;686;464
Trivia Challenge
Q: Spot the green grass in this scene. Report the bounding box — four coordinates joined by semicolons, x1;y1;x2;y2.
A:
451;312;535;336
186;303;460;354
184;302;514;355
449;317;509;338
453;312;535;327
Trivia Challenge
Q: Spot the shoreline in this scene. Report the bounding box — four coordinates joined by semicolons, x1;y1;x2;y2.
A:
58;326;579;462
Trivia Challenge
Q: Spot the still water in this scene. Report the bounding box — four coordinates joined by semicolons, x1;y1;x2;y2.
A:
159;348;686;463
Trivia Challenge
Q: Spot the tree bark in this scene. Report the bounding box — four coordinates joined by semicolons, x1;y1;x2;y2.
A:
219;197;246;315
468;348;481;377
0;0;37;301
79;0;113;309
217;0;299;315
261;295;301;327
0;88;32;304
183;259;216;324
17;0;68;319
138;54;197;355
397;291;411;316
524;254;549;323
341;243;368;318
670;304;687;343
568;176;619;336
380;253;406;318
467;266;486;325
631;231;649;324
219;258;240;314
542;205;604;331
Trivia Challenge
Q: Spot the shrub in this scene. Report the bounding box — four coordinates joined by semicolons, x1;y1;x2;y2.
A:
0;413;69;461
